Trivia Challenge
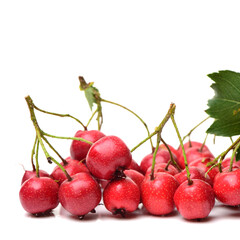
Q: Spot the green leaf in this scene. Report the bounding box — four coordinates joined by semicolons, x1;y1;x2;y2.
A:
206;70;240;137
78;76;101;111
84;86;100;110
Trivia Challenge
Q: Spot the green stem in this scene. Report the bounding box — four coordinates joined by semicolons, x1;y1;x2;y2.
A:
35;140;40;177
33;103;87;130
86;108;98;128
200;133;208;152
31;135;37;171
41;135;68;165
150;133;161;180
25;95;72;181
101;98;154;152
205;162;220;177
207;136;240;168
182;116;210;142
160;137;181;171
41;131;93;145
97;104;103;131
171;114;192;185
130;103;176;153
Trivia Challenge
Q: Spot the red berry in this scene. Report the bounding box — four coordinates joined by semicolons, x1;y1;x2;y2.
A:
221;157;240;169
50;158;89;185
86;135;132;180
21;170;50;185
19;177;59;216
159;144;179;160
103;177;140;216
174;166;212;186
174;179;215;220
189;157;219;181
127;159;142;173
140;149;177;175
178;141;210;156
70;130;105;161
178;147;214;169
141;172;179;215
145;163;179;177
213;168;240;206
123;169;144;189
59;172;101;218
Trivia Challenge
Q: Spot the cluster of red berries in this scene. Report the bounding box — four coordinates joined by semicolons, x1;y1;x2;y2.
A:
19;129;240;220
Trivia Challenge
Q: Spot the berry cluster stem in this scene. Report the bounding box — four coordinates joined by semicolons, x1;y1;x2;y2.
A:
101;98;154;153
25;95;72;181
31;135;38;171
206;136;240;173
171;114;192;185
148;103;176;180
33;103;87;130
150;132;161;180
35;140;40;177
182;116;210;142
131;103;176;153
160;137;181;171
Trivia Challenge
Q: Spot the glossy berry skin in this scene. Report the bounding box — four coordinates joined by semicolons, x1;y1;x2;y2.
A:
174;166;212;186
128;159;142;173
86;135;132;180
123;169;144;189
178;147;214;169
59;172;101;217
103;177;140;216
174;179;215;220
140;149;177;175
178;141;210;157
221;157;240;169
70;130;105;161
19;177;59;215
189;157;219;181
141;172;179;215
214;166;239;182
213;169;240;206
145;163;179;177
51;158;89;185
21;170;50;185
159;144;179;161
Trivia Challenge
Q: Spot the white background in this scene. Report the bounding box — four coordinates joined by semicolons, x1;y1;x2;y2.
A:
1;0;240;239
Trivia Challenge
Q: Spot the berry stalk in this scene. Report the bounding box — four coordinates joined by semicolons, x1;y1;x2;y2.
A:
160;137;181;171
33;103;87;130
171;114;192;185
41;131;93;145
35;140;40;178
25;95;72;181
131;103;176;153
148;103;176;180
150;132;161;180
182;116;210;142
31;135;37;171
101;98;154;152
